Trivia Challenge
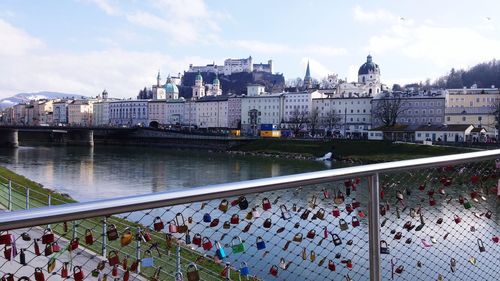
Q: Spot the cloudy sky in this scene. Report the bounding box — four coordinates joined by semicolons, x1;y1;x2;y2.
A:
1;0;499;99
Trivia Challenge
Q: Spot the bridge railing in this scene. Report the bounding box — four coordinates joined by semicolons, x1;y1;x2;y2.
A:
0;150;500;280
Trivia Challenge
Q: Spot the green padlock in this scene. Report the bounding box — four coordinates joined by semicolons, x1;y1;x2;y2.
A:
464;198;472;209
231;236;245;253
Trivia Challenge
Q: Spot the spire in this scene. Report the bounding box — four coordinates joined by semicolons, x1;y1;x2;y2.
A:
305;61;311;79
156;70;161;87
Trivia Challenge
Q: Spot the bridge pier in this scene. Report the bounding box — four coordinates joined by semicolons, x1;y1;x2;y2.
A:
67;130;94;147
0;129;18;147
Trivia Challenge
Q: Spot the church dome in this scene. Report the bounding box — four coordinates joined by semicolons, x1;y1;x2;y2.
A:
195;72;203;82
164;76;179;93
358;55;380;75
213;76;220;85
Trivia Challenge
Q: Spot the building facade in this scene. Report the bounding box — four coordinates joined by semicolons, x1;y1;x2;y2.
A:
196;96;228;129
109;100;148;126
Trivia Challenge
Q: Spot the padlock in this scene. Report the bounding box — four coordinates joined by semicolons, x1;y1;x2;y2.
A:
281;205;291;220
151;267;161;281
344;179;352;187
293;233;303;242
463;198;472;209
380;240;390;254
108;250;120;266
238;196;249;210
345;204;353;213
111;264;118;276
245;211;253;220
256;236;266;250
395;265;404;274
203;213;211;223
454;215;461;224
419;182;426;191
279;258;287;269
19;248;26;265
34;267;45;281
231;236;245;253
300;209;311;220
122;255;129;270
34;239;41;256
107;224;119;241
380;205;386;216
120;228;133;247
211;219;222;229
176;213;188;233
352;198;360;209
73;266;84;281
142;250;154;267
346;259;353;269
458;195;465;204
301;247;307;260
61;262;68;278
0;233;13;245
352;217;360;227
323;226;329;238
345;185;351;197
263;218;272;228
332;233;342;246
43;243;52;256
240;262;249;276
315;208;325;220
262;197;272;211
123;270;130;281
292;203;297;212
153;217;164;232
310;195;318;208
41;228;54;244
1;274;14;281
193;233;202;246
68;238;79;251
328;260;336;271
51;241;61;252
130;259;139;272
215;241;226;259
167;220;178;233
186;263;200;281
21;232;30;241
85;229;94;245
251;207;260;218
334;189;345;204
307;229;316;239
269;265;278;276
429;196;436;206
310;250;316;262
223;221;231;229
202;237;213;250
332;206;340;217
339;219;349;231
323;188;330;199
471;175;480;184
230;214;240;224
427;190;435;197
485;210;492;219
478;238;486;252
218;199;229;213
47;257;56;273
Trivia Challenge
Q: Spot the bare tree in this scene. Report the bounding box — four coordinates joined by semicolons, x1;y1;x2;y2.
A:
373;97;408;127
289;108;309;136
322;109;342;135
309;107;321;136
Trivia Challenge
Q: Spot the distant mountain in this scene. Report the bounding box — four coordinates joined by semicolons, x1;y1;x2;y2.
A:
0;91;87;109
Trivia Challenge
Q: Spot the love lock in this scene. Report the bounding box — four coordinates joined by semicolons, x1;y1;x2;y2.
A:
169;221;179;234
332;206;341;217
176;213;188;233
454;215;461;224
230;214;240;224
85;229;94;245
307;229;316;239
41;228;54;244
380;240;390;254
429;197;436;206
328;260;336;271
68;238;79;251
153;217;164;232
238;196;249;210
478;238;486;252
380;205;386;216
108;250;120;266
269;265;279;276
352;217;360;227
262;197;272;211
120;228;133;247
223;221;230;229
202;237;213;251
280;205;291;220
106;224;119;241
345;204;353;213
450;258;457;272
339;219;349;231
142;250;154;267
332;233;342;246
203;213;211;223
215;241;226;259
0;233;13;245
34;267;44;281
231;236;245;253
252;207;261;218
315;208;325;220
300;209;311;220
485;210;492;219
352;198;360;209
218;199;229;213
334;189;345;204
192;233;202;246
240;262;250;276
256;236;266;250
293;233;303;243
263;218;272;228
186;263;200;281
463;198;472;209
210;218;219;227
73;266;84;281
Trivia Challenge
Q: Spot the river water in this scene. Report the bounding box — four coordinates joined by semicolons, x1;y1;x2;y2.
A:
0;145;330;201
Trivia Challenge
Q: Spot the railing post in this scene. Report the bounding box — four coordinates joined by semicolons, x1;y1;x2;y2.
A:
47;194;51;229
25;188;30;210
368;173;381;281
136;227;141;274
175;243;182;281
7;180;12;211
101;217;107;257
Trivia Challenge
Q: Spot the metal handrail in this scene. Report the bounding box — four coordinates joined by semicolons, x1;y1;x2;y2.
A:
1;149;499;231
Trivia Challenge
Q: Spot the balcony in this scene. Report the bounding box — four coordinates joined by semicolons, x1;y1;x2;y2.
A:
0;150;499;280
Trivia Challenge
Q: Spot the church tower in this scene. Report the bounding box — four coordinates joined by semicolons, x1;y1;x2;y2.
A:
209;73;222;96
303;61;312;89
192;71;205;100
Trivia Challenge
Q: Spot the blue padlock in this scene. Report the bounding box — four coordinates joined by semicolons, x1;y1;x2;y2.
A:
203;213;211;223
185;231;191;244
256;236;266;250
240;262;249;276
215;241;226;259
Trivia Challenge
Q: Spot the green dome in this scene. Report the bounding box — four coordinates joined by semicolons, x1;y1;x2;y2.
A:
164;76;179;93
195;72;203;82
213;77;220;85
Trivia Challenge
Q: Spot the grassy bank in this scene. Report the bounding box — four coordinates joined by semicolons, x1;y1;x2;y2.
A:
232;139;473;162
0;166;234;280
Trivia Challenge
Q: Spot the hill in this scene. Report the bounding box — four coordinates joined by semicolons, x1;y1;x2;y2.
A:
0;91;86;109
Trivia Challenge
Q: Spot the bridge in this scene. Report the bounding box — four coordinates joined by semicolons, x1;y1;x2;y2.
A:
0;125;252;148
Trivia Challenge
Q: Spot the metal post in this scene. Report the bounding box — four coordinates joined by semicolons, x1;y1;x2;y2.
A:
368;173;381;281
136;228;141;274
225;262;231;280
72;221;77;240
7;180;12;211
101;217;107;257
47;194;51;229
25;188;30;210
175;243;182;281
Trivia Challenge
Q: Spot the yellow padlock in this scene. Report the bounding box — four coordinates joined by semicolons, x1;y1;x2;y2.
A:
120;227;133;247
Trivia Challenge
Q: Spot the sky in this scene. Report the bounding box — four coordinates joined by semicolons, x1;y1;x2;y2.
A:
1;0;500;99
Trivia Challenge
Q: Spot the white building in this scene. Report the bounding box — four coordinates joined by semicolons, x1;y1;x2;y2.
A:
196;96;228;129
228;95;243;129
283;91;321;126
183;100;197;128
68;100;94;126
192;72;206;100
92;101;110;126
415;124;474;142
109;100;148;126
166;99;185;125
247;84;266;96
148;100;167;127
241;89;284;135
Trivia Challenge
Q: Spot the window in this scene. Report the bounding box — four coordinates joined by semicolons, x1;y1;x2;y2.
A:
462;116;466;121
447;116;450;121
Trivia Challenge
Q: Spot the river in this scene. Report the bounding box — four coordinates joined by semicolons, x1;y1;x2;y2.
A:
0;145;330;201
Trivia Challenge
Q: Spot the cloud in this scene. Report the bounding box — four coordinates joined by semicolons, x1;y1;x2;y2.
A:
353;5;399;24
86;0;120;15
300;58;332;79
0;19;43;56
231;40;347;57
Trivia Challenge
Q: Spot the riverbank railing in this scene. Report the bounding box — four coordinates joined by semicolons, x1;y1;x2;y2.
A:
1;150;500;280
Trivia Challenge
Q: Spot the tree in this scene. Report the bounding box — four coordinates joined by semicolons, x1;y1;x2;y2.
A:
289;108;309;136
321;108;342;135
309;107;321;136
392;84;403;91
373;97;408;127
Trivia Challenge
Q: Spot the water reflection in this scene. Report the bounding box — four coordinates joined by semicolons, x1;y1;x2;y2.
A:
0;145;329;201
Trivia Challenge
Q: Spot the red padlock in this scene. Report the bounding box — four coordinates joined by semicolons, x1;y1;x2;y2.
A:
192;233;202;246
346;259;353;269
68;238;79;251
112;264;118;277
85;229;93;245
470;190;478;199
108;250;120;266
459;195;465;204
429;197;436;206
34;267;45;281
41;228;54;244
328;260;336;271
262;198;272;211
169;220;178;233
306;229;316;239
4;245;11;260
332;206;340;217
61;262;68;278
0;233;14;245
34;239;41;256
44;244;53;256
73;266;84;281
269;265;278;276
352;217;360;227
419;183;426;191
51;242;61;252
153;217;164;232
123;270;130;281
142;229;152;242
454;215;461;224
352;199;360;209
202;237;213;250
323;188;330;199
230;214;239;224
380;205;386;216
345;204;353;213
471;175;480;184
2;273;14;281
